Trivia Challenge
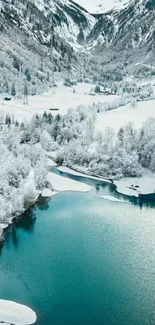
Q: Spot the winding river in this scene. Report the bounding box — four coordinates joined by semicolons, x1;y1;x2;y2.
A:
0;170;155;325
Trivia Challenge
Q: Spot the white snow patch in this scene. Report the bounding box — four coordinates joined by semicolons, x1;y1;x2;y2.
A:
0;299;36;325
115;172;155;197
46;158;57;167
58;166;112;183
47;171;91;192
42;188;57;197
101;195;127;203
0;223;9;230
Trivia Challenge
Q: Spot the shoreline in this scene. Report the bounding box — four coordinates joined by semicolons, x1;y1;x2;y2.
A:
0;159;91;242
57;165;155;197
0;193;41;243
1;161;155;242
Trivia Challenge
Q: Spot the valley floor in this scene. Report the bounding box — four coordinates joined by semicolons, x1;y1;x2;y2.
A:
0;82;117;122
1;82;155;134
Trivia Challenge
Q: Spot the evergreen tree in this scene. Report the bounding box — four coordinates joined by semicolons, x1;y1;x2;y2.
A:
23;83;28;105
15;120;19;127
5;115;11;127
20;122;25;130
47;113;53;124
117;127;124;145
5;81;9;94
11;83;16;97
42;111;48;123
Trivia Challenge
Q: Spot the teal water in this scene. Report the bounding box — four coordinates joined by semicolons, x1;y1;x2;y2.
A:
0;172;155;325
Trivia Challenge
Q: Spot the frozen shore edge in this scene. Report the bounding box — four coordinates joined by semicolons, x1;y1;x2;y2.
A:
57;166;155;198
0;299;36;325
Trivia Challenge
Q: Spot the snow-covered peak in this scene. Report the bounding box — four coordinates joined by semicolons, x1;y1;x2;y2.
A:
73;0;130;13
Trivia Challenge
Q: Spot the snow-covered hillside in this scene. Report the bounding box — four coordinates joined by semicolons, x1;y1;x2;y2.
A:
1;0;155;99
0;0;96;95
73;0;130;13
87;0;155;75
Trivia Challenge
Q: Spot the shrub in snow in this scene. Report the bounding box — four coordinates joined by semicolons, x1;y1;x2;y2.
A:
95;85;101;93
130;97;137;109
40;130;54;151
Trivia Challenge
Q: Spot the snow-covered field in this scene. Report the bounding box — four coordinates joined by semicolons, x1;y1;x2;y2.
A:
1;82;155;135
0;83;117;122
0;299;36;325
95;99;155;133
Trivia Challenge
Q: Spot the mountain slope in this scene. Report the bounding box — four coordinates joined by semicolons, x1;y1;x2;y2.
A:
0;0;155;97
0;0;96;95
0;0;95;45
87;0;155;75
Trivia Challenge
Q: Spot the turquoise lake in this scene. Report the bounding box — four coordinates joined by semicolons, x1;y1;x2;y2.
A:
0;171;155;325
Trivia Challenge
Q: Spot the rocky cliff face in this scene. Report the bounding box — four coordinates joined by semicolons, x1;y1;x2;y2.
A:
89;0;155;49
0;0;95;46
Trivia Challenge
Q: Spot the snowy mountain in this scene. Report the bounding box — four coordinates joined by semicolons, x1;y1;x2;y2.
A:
0;0;96;95
0;0;95;46
0;0;155;97
87;0;155;75
73;0;130;13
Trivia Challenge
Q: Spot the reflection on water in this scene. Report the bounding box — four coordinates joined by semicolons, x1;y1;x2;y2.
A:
1;196;50;252
3;206;36;251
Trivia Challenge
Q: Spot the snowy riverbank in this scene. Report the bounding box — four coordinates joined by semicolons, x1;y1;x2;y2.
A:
115;172;155;197
42;155;92;196
57;166;112;183
47;171;91;192
57;165;155;197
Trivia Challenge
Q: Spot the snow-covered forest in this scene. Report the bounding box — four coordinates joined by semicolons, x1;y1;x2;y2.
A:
22;108;155;179
0;129;46;238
